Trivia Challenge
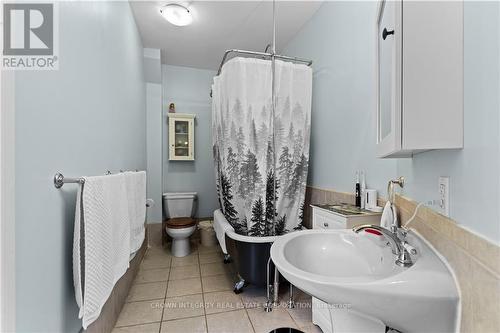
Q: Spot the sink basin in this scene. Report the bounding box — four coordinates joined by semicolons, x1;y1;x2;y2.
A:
271;229;459;333
283;231;400;282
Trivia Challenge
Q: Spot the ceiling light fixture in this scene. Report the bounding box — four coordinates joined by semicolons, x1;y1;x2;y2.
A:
159;4;193;27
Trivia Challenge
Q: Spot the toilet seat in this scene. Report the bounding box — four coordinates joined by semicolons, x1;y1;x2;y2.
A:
165;218;196;257
166;217;196;229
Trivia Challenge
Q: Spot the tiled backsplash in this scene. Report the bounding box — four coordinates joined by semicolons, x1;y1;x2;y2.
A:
303;186;500;333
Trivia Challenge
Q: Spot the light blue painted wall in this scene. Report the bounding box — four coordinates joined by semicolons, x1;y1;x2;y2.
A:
283;2;500;242
162;65;219;218
14;2;146;332
147;82;163;223
283;1;398;195
144;49;162;85
397;1;500;243
145;49;163;223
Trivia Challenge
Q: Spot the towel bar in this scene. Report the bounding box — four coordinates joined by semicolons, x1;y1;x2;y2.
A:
53;170;143;189
53;173;85;188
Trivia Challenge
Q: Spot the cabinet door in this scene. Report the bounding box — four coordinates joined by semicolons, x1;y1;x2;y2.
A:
376;0;402;157
169;118;194;160
401;1;463;151
312;208;346;230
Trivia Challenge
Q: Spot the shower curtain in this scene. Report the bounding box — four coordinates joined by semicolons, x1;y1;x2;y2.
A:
212;57;312;236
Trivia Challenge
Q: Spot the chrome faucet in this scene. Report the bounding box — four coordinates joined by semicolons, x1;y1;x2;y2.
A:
353;224;413;267
387;176;405;233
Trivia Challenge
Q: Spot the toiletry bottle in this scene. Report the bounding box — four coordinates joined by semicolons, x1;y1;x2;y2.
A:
360;171;366;209
355;171;361;208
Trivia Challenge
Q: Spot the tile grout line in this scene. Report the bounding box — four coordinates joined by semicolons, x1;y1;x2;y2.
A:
279;291;301;329
158;245;172;333
113;248;157;330
162;313;206;322
206;306;249;317
244;306;257;333
114;320;163;329
286;306;301;330
126;245;311;332
133;278;169;285
197;242;210;333
125;297;166;304
168;263;200;281
115;246;166;330
221;248;255;333
122;244;253;332
200;244;256;332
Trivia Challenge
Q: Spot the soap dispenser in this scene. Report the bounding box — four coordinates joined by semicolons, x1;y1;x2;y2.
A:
355;171;361;207
360;171;366;209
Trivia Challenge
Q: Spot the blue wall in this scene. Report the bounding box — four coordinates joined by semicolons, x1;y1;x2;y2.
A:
283;2;398;197
397;1;500;242
162;65;219;218
144;49;164;223
14;2;146;332
284;1;500;243
146;81;163;223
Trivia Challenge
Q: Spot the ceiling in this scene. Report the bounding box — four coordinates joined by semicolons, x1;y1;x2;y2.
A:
130;1;323;70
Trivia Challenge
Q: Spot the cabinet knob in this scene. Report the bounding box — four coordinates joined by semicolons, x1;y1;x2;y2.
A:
323;222;329;227
382;28;394;40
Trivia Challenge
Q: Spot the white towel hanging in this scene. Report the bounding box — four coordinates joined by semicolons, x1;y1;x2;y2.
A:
73;173;131;329
125;171;147;253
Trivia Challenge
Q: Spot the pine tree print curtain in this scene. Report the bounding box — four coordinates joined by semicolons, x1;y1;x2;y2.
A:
212;57;312;236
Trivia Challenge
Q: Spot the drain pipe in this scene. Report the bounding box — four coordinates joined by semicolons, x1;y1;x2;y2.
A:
145;198;155;249
264;257;273;312
287;284;295;309
273;266;279;307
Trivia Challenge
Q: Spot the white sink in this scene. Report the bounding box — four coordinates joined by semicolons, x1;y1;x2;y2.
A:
271;229;459;333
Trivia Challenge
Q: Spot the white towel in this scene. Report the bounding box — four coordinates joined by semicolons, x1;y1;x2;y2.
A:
125;171;146;253
380;201;394;230
213;209;234;254
73;174;131;329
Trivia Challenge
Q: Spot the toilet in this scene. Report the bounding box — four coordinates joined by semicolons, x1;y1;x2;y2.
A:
163;192;197;257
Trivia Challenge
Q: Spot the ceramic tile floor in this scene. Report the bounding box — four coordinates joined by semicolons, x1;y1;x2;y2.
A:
114;240;322;333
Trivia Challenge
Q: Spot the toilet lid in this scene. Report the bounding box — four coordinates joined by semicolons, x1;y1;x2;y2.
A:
166;217;196;229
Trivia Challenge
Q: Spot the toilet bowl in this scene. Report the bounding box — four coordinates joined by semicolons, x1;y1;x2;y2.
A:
166;218;197;257
163;192;197;257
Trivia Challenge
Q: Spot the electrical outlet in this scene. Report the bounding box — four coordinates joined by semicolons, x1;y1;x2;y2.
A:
438;177;450;217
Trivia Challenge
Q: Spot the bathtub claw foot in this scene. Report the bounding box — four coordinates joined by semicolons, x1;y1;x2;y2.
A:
233;278;246;294
264;299;273;312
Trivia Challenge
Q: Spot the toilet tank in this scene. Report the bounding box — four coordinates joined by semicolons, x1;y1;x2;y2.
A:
163;192;197;218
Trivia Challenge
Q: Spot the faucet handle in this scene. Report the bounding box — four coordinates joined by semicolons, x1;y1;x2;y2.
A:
403;241;418;255
396;249;414;267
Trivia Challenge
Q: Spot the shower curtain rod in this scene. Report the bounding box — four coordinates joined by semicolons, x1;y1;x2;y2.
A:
209;49;312;97
214;49;312;77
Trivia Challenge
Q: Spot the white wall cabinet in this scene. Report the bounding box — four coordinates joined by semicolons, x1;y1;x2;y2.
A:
376;0;464;158
168;113;195;161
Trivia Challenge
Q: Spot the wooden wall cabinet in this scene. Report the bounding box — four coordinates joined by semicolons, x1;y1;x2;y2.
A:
168;113;195;161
